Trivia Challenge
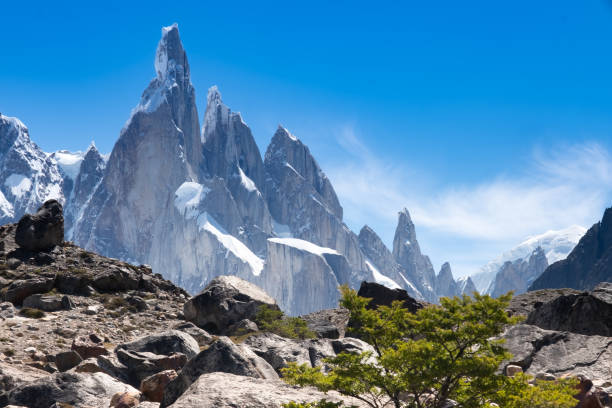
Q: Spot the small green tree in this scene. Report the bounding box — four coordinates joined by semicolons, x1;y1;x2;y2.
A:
254;304;316;339
281;287;578;408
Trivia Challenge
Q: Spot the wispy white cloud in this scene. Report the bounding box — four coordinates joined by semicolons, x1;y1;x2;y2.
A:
327;125;612;276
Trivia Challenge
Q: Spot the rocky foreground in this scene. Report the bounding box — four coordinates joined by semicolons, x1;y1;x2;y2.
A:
0;202;611;407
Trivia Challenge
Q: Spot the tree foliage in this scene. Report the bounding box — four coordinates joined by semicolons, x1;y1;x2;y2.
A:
281;287;578;408
254;304;316;339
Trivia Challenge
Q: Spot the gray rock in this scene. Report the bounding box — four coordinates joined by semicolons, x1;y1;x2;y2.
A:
183;275;277;333
301;308;349;339
5;372;138;408
166;372;368;408
0;302;16;319
3;276;55;305
54;350;83;372
456;276;477;296
116;348;187;385
502;324;612;380
116;330;199;360
15;199;64;251
160;336;278;407
171;321;214;347
243;332;311;373
227;318;259;336
22;294;73;312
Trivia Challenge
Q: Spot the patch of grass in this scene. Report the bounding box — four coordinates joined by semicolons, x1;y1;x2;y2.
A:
19;307;46;319
3;348;15;357
254;305;316;340
100;294;128;310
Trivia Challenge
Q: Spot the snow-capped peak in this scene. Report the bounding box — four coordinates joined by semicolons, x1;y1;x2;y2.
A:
155;23;182;81
276;125;298;142
469;225;587;293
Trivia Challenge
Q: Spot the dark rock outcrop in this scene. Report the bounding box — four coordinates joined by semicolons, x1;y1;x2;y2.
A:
15;200;64;252
183;275;278;334
530;207;612;291
357;281;426;313
116;330;199;361
525;283;612;336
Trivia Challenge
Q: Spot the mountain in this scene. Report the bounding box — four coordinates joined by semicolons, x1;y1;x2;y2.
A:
0;114;64;222
436;262;460;300
1;24;460;315
530;207;612;291
456;275;477;295
468;225;586;296
392;208;438;301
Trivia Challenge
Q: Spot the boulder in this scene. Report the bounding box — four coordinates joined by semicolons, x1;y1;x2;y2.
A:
15;199;64;252
109;391;141;408
160;336;278;407
22;294;73;312
525;283;612;336
54;350;83;372
183;275;278;334
357;281;425;313
140;369;177;402
4;372;138;408
502;324;612;380
172;321;214;347
0;302;16;319
92;268;140;292
3;277;55;305
243;332;311;373
116;330;199;360
116;349;187;385
71;333;109;359
165;372;367;408
227;318;259;336
301;308;350;339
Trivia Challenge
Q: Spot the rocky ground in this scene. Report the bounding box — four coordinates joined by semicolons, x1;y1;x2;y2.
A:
0;201;611;407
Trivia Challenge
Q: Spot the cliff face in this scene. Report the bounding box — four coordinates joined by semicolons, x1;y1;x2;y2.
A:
530;207;612;291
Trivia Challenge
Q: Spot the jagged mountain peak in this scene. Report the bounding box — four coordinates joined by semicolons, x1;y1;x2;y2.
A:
202;85;243;143
155;23;188;82
438;262;452;277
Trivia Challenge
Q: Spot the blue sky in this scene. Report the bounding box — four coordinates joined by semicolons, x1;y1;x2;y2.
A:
2;0;612;276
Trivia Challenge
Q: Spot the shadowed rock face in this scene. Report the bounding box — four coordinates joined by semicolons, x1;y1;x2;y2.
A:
530;207;612;291
15;199;64;252
357;281;426;313
525;283;612;337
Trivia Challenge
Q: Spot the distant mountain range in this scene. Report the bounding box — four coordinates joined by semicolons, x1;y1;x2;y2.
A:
468;226;586;297
0;24;477;315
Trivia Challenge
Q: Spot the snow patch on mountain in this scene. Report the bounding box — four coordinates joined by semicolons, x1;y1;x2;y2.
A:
5;174;32;198
199;212;265;276
268;237;339;257
365;259;401;289
174;182;210;217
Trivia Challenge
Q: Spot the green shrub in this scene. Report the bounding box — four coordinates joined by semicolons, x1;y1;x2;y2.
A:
255;305;316;340
19;307;45;319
